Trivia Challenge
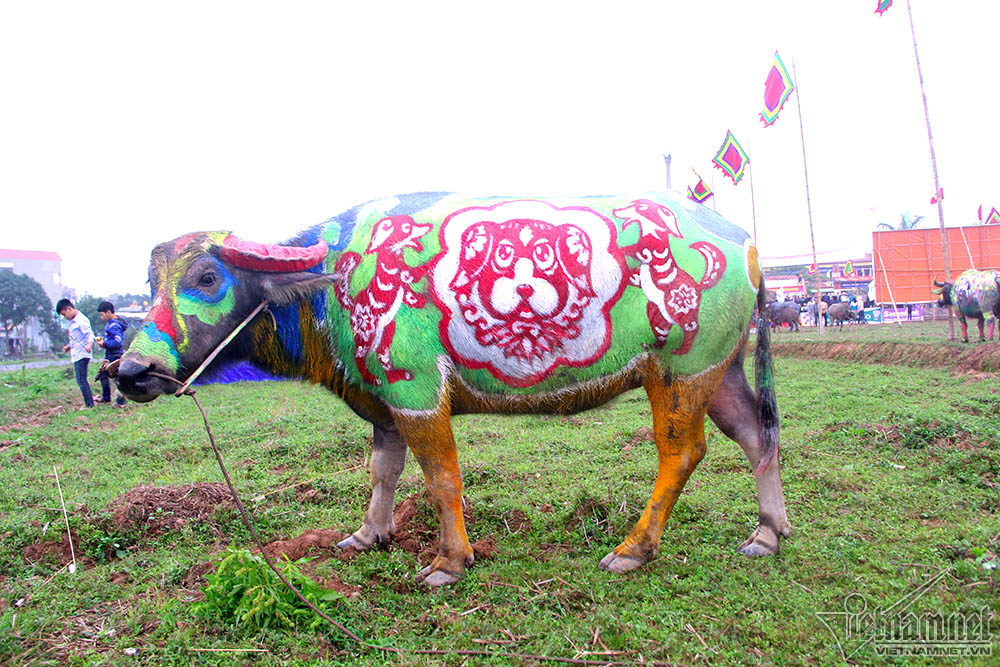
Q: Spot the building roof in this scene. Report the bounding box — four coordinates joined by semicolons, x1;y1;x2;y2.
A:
0;248;62;262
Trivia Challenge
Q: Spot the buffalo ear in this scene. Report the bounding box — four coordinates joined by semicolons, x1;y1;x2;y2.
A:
259;272;339;306
930;288;942;294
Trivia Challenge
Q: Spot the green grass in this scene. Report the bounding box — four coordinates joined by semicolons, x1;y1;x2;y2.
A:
771;317;994;346
1;357;997;665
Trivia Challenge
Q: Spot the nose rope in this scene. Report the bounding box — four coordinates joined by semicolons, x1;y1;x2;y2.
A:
142;303;671;665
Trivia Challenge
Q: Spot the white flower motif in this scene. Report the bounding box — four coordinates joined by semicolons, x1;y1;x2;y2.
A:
667;284;698;315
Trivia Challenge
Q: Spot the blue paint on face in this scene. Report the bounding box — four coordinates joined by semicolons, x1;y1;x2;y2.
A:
180;262;238;303
140;322;182;367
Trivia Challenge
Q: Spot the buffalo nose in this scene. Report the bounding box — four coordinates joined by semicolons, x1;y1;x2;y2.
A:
517;284;534;299
116;359;154;393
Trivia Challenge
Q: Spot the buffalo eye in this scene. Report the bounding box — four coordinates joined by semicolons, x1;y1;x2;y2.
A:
197;272;218;288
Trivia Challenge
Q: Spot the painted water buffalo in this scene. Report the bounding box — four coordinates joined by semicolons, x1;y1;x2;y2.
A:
932;269;1000;342
827;302;859;330
766;301;801;332
117;192;789;586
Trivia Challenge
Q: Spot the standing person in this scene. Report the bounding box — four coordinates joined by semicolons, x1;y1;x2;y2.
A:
57;299;95;409
96;301;128;406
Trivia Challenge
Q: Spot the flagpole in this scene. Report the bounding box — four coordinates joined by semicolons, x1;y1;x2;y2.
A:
906;0;954;340
792;58;823;334
749;156;758;243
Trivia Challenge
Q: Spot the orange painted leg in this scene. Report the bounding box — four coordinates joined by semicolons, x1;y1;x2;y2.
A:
392;406;473;586
599;365;716;573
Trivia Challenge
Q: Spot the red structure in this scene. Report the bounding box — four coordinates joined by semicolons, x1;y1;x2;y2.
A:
872;226;1000;304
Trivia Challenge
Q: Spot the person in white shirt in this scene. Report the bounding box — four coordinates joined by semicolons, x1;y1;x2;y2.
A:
57;299;95;409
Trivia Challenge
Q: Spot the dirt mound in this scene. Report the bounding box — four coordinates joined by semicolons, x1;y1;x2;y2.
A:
771;341;1000;372
106;483;234;535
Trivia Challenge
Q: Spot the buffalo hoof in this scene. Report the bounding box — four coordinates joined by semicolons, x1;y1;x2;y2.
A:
336;532;377;552
416;567;462;587
737;525;782;557
598;551;646;573
415;553;474;587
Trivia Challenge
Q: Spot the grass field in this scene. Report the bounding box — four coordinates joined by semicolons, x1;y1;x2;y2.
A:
1;336;998;665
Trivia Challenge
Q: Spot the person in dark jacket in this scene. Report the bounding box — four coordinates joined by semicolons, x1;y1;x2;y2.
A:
96;301;129;406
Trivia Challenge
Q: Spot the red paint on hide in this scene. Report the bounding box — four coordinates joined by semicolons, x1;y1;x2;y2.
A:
429;200;628;388
612;200;726;355
150;301;178;340
333;215;431;386
173;233;200;252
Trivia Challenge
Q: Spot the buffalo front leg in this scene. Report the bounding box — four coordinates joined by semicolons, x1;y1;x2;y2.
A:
393;407;473;586
708;357;791;556
599;363;718;573
337;423;407;551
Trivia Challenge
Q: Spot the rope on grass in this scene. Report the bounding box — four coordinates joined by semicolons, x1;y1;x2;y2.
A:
146;368;678;666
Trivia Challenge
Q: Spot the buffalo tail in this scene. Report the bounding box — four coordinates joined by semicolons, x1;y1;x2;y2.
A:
753;278;780;474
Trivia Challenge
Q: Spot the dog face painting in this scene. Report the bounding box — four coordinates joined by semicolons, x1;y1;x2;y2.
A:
431;200;627;386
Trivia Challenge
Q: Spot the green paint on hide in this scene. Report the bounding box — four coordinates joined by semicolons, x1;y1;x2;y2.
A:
322;192;756;412
129;329;180;374
177;288;236;325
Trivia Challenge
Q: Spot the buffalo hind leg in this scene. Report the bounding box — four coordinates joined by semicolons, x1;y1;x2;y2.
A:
393;406;474;586
708;357;790;555
599;360;720;573
337;423;407;551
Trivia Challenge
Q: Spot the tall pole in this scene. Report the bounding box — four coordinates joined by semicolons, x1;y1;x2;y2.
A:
906;0;954;340
749;157;759;243
793;59;823;333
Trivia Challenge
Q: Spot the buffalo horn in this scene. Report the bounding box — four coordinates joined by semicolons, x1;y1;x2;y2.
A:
219;235;328;273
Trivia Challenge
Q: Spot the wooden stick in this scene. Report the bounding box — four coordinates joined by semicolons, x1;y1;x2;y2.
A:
906;0;954;340
876;248;904;328
53;466;77;574
174;299;269;396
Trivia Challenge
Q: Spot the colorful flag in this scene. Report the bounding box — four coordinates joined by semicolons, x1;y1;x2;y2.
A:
986;208;1000;225
875;0;892;16
930;188;944;204
760;51;795;127
686;170;713;203
713;131;749;185
807;263;819;275
843;261;855;276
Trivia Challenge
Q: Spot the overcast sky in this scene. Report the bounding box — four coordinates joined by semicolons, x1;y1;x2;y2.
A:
2;1;997;296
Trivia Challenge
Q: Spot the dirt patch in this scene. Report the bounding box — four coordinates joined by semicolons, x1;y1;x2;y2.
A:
471;536;499;559
258;529;361;598
261;528;351;562
771;341;1000;373
387;494;495;565
0;398;76;433
106;483;234;536
181;560;217;588
22;534;93;569
504;509;532;534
